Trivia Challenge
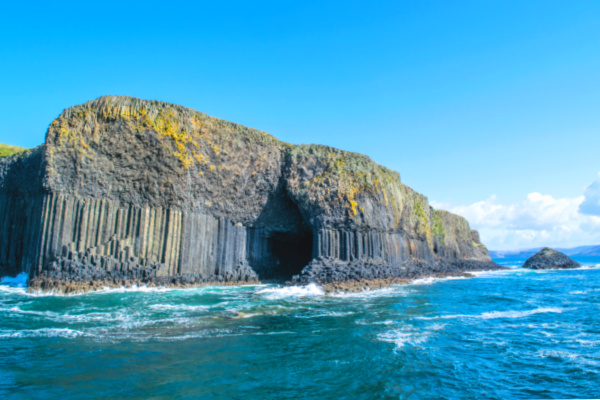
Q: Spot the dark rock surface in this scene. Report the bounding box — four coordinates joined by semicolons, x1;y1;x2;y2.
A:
0;95;501;292
522;247;580;270
291;256;503;292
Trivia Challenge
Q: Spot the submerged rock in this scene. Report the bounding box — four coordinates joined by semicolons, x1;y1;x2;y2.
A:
522;248;580;270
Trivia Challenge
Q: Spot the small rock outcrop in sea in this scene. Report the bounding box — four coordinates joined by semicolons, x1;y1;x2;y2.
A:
0;96;502;293
522;248;580;270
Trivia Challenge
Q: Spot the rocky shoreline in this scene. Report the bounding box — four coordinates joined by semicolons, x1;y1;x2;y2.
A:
27;245;259;294
293;256;504;293
26;250;504;294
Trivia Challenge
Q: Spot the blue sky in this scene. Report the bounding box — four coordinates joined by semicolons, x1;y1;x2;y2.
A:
2;1;600;250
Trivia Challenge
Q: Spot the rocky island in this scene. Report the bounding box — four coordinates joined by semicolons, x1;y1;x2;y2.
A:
0;96;501;293
522;247;580;270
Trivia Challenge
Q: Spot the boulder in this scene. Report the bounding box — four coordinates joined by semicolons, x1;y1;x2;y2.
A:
522;247;580;270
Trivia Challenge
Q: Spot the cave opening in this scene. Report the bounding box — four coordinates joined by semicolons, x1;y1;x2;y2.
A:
248;179;315;281
268;230;313;281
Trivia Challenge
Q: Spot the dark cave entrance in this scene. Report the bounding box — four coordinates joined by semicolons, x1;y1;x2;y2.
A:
268;230;313;281
247;179;315;282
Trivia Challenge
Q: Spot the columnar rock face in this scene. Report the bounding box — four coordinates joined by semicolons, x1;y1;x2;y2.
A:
0;96;498;292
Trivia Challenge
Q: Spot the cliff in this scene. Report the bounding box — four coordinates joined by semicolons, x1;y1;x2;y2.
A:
0;96;499;292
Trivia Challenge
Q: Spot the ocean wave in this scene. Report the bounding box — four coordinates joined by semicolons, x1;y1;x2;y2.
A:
15;284;171;298
470;268;525;278
0;328;86;339
149;304;210;312
11;282;264;298
329;285;410;299
479;307;565;319
0;305;147;325
419;307;566;321
0;285;27;296
250;331;295;336
575;339;600;348
378;329;428;349
152;328;242;341
572;264;600;270
84;285;170;295
569;288;600;295
410;276;468;285
294;311;354;318
378;323;444;349
536;349;600;367
355;319;396;326
256;283;324;299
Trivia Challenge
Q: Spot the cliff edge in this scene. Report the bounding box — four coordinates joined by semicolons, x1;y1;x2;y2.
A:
0;96;500;292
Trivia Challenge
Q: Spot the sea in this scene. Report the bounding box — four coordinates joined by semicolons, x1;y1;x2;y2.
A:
1;256;599;400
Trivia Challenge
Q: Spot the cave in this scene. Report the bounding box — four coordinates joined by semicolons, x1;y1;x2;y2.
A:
246;179;315;281
268;230;313;281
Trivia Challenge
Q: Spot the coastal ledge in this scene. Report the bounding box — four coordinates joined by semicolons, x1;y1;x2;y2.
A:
26;252;503;295
296;257;504;293
26;269;502;295
1;95;500;293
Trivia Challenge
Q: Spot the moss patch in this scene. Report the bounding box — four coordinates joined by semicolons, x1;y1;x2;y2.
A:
0;143;28;158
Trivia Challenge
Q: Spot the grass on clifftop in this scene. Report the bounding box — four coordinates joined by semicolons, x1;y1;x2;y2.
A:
0;143;28;157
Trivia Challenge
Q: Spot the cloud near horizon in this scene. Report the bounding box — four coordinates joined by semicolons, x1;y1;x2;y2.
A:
579;172;600;216
431;174;600;251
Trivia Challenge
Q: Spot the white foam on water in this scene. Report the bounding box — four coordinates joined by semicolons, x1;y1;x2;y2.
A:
572;264;600;270
21;283;248;298
0;285;27;295
378;323;444;349
410;276;468;286
479;307;565;319
92;285;169;294
149;304;210;312
250;331;295;336
471;268;524;278
18;284;171;298
576;339;600;348
294;311;354;318
536;349;600;368
0;328;87;339
256;283;324;299
378;329;427;349
329;285;410;299
418;307;566;321
153;328;243;341
570;290;589;295
356;319;396;325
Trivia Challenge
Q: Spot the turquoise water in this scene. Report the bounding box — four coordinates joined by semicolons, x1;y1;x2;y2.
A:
1;257;599;399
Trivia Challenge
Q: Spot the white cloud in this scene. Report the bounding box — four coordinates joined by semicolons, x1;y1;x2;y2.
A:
579;172;600;216
431;175;600;250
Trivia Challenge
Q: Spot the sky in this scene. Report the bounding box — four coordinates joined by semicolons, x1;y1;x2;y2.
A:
1;1;599;250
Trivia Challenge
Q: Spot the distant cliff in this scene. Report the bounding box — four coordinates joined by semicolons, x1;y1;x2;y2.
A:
0;96;499;292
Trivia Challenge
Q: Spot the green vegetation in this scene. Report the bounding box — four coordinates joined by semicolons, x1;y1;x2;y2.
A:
432;210;446;238
50;95;283;171
289;144;403;219
0;143;28;157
